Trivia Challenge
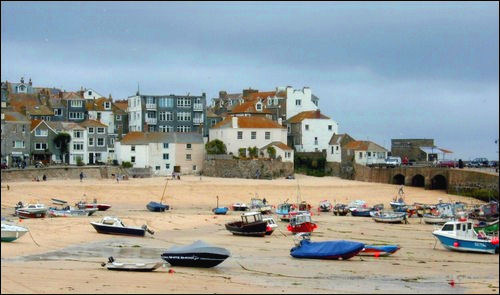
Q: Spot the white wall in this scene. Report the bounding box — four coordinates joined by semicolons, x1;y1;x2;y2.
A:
294;118;338;153
326;144;342;163
115;142;176;175
83;88;104;100
127;95;143;132
88;111;114;135
353;150;387;165
68;129;88;165
285;87;319;119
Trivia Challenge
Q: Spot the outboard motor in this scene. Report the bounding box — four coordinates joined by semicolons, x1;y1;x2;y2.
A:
142;224;155;235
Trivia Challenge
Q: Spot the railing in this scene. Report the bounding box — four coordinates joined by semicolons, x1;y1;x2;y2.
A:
193;103;204;111
146;103;157;109
145;117;157;125
193;117;204;125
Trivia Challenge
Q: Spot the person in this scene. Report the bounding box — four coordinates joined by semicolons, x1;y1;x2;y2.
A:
263;198;267;205
116;174;120;183
80;171;84;182
42;174;47;181
398;185;404;197
458;159;464;169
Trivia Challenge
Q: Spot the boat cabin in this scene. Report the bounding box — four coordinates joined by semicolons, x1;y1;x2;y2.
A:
241;212;263;224
101;216;125;227
290;212;312;226
439;220;483;240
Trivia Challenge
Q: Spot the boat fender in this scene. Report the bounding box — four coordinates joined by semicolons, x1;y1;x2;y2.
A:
453;241;459;247
491;237;499;245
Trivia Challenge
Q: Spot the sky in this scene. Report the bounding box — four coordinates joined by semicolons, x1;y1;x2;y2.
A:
1;1;499;160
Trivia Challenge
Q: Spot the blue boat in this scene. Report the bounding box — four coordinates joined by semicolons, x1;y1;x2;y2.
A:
432;219;499;254
290;237;365;260
213;207;228;215
360;245;400;256
276;202;293;221
147;201;169;212
350;207;373;217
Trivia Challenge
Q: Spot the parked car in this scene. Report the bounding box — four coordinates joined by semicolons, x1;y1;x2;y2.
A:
34;161;45;168
436;160;456;168
468;158;489;168
488;161;498;167
385;157;402;168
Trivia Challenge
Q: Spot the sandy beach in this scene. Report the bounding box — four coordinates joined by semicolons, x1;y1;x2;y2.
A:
1;175;498;294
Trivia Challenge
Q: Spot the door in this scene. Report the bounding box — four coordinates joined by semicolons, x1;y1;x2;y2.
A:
88;153;94;165
174;166;181;173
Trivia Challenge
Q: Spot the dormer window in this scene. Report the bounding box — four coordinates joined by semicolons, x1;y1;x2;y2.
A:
256;102;262;111
104;102;111;109
88;91;92;96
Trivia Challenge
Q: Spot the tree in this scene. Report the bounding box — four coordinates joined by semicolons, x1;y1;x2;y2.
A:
205;139;227;155
267;146;276;159
248;146;258;158
238;148;247;158
53;132;71;163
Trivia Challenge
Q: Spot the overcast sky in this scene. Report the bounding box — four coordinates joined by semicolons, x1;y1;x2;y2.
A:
2;2;498;160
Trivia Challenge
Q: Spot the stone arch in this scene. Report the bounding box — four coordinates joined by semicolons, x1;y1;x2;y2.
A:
393;174;405;185
430;174;447;190
411;174;425;187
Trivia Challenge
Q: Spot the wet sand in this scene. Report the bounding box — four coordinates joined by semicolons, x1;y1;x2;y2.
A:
1;175;498;294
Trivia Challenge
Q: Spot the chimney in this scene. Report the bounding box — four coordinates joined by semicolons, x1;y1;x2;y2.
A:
219;91;227;98
278;118;282;125
232;116;238;128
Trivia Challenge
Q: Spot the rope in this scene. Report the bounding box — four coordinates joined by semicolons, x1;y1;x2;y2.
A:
25;225;40;247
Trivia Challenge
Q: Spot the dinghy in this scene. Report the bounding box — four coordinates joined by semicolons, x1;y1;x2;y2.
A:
15;202;47;219
212;196;228;215
350;207;373;217
161;240;230;268
225;212;268;237
90;216;153;237
231;203;249;211
370;211;407;224
290;234;365;260
332;204;349;216
102;256;162;272
146;201;169;212
318;200;332;212
249;198;272;214
48;207;97;217
1;222;29;242
359;245;400;256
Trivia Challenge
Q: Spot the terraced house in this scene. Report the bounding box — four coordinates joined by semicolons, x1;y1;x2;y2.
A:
1;111;31;166
127;91;206;134
80;119;108;164
30;119;61;164
63;92;87;122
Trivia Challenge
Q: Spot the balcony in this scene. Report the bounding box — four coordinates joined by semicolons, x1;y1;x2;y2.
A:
145;117;157;125
146;103;157;110
193;117;204;125
193;103;204;111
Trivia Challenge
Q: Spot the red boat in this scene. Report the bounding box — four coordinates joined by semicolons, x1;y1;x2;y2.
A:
287;211;317;233
76;200;111;211
16;209;46;219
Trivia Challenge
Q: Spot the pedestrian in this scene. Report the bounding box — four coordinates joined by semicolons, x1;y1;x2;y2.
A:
458;159;464;169
43;174;47;181
398;185;404;197
263;198;267;205
80;171;84;182
116;174;120;183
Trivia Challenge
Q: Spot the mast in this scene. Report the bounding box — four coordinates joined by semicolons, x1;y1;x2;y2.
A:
160;179;169;204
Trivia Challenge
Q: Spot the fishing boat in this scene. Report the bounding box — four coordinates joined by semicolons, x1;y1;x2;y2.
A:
359;245;400;256
225;212;268;237
469;201;499;222
432;219;499;254
290;234;365;260
350;207;373;217
102;257;162;272
161;240;230;268
212;196;228;215
318;200;332;212
332;204;349;216
422;203;455;225
348;200;367;210
76;199;111;211
287;211;317;233
48;206;97;217
15;202;47;219
370;211;407;224
1;222;29;242
90;216;153;237
275;201;293;221
390;200;407;212
147;179;170;212
231;203;249;211
473;219;499;236
146;201;169;212
249;198;272;214
263;216;277;235
423;214;452;225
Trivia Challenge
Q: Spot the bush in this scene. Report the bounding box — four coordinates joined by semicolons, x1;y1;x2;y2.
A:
122;161;133;168
248;146;258;158
76;157;84;166
205;139;227;155
239;148;247;158
267;146;276;159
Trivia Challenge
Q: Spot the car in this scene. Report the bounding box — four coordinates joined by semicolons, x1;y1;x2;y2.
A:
436;160;456;168
468;158;489;168
488;161;498;167
385;157;402;168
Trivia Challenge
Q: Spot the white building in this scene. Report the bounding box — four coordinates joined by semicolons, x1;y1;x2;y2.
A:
280;86;319;120
326;133;356;163
83;88;105;100
127;94;143;132
260;142;294;163
209;116;290;158
344;140;389;166
287;110;338;153
60;122;88;165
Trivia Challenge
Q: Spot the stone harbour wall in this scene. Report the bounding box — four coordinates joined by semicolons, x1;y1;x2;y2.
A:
1;166;129;182
202;159;294;179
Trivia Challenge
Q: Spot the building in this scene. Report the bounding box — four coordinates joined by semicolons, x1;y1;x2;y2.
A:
82;88;105;100
60;122;88;165
205;109;223;139
113;99;129;141
115;132;204;176
286;110;338;153
281;86;319;120
30;119;61;164
260;142;294;162
344;140;389;166
391;139;436;162
1;111;31;166
62;92;87;123
209;116;289;158
79;120;109;164
326;133;356;163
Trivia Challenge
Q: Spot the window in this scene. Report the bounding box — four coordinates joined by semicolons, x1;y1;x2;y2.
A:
110;138;115;145
336;146;339;151
163;143;169;149
35;143;47;150
131;156;135;163
88;91;92;96
13;141;25;148
186;143;192;149
88;127;94;134
305;125;309;131
295;100;301;106
71;100;83;108
265;132;270;140
193;165;197;171
256;103;262;111
177;97;192;107
186;154;192;160
331;146;334;154
104;102;111;109
359;152;363;159
73;143;84;150
88;138;94;146
158;97;174;108
97;112;102;120
328;125;332;131
287;126;291;134
314;137;318;145
237;131;243;140
441;224;454;231
97;127;105;134
166;126;174;132
116;115;121;121
35;129;48;137
156;166;160;171
163;153;169;160
69;112;84;120
131;145;136;152
73;130;82;138
97;138;105;146
367;152;371;157
251;131;256;140
177;112;191;121
165;164;170;169
54;109;62;116
176;126;191;132
158;111;173;121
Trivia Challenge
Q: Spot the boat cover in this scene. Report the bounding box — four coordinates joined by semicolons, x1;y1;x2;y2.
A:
164;240;230;256
290;239;364;258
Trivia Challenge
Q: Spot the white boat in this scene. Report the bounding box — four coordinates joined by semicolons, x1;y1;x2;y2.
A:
48;207;97;217
15;202;47;213
263;216;278;235
102;257;163;271
370;211;407;223
1;223;29;242
423;214;452;225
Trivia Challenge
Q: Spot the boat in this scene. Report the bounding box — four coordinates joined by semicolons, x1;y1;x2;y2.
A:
249;198;272;214
432;219;499;254
422;203;455;225
90;216;153;237
348;200;367;210
76;199;111;211
287;211;317;233
370;211;407;224
423;214;452;225
147;179;170;212
290;234;365;260
161;240;230;268
372;203;385;211
212;196;228;215
350;207;373;217
146;201;169;212
263;216;277;235
231;203;249;211
15;202;47;219
390;199;407;212
469;201;499;222
48;206;97;217
225;212;268;237
275;201;293;221
1;222;29;242
294;201;312;212
332;204;349;216
359;245;400;256
51;198;68;206
473;219;499;236
102;256;162;272
318;200;332;212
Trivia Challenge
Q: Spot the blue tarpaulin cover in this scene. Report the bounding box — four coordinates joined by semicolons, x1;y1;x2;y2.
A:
290;239;365;259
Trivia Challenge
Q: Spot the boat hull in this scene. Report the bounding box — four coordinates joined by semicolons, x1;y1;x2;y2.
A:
85;204;111;211
350;210;372;217
291;240;365;260
432;233;498;254
106;262;162;272
90;222;146;237
474;220;499;235
1;230;28;242
146;202;169;212
287;222;317;233
161;252;229;268
16;210;46;219
213;207;228;215
48;209;89;217
423;215;451;225
359;245;400;256
225;221;267;237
